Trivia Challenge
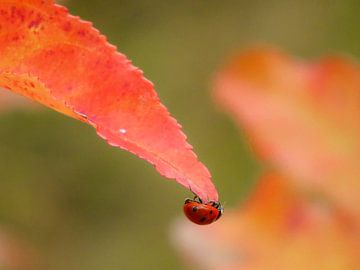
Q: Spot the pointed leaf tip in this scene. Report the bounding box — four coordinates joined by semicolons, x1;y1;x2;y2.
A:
0;0;218;201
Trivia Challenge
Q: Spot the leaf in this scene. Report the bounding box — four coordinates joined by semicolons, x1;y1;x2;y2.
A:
214;47;360;212
0;0;217;201
172;173;360;270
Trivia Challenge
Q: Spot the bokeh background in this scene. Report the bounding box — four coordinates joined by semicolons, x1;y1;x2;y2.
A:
0;0;359;269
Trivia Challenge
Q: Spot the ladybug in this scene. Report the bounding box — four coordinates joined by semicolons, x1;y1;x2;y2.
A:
183;196;223;225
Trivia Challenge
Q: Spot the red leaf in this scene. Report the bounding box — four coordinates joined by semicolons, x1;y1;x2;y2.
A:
0;0;217;201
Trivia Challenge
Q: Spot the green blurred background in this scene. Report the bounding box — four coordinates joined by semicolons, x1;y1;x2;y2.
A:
1;0;359;269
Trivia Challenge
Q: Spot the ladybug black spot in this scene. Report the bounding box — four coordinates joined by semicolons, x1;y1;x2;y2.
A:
192;206;198;212
209;210;213;215
200;217;206;223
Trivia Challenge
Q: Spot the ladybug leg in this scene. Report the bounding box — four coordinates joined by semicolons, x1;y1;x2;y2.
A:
188;185;199;198
209;201;220;208
184;198;193;204
194;195;202;204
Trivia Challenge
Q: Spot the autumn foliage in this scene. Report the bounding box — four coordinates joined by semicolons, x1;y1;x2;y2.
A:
1;0;360;268
173;48;360;270
0;0;217;201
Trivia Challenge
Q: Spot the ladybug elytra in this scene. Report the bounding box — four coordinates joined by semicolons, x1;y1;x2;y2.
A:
183;196;223;225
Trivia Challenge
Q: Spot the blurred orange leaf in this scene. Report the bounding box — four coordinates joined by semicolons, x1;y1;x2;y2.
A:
0;0;217;201
173;173;360;270
214;47;360;212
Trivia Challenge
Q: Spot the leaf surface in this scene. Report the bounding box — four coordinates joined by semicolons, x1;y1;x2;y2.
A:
0;0;217;201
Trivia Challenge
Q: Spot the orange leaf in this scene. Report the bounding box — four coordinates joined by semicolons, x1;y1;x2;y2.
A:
172;173;360;270
214;47;360;212
0;0;217;201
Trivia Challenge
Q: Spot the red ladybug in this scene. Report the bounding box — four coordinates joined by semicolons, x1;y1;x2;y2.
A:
183;196;223;225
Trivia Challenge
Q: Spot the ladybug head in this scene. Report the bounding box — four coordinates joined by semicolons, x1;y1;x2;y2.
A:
208;200;224;220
